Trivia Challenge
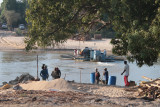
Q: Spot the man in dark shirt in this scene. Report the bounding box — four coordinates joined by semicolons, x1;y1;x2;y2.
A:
103;68;109;84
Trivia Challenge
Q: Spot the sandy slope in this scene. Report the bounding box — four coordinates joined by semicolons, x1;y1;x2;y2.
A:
19;78;137;98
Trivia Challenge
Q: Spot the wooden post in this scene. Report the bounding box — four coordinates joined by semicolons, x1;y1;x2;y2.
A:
142;76;152;81
64;74;66;80
37;55;38;79
80;70;81;83
79;40;80;49
79;67;83;83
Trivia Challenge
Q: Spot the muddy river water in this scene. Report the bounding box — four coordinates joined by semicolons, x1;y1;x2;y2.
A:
0;50;160;86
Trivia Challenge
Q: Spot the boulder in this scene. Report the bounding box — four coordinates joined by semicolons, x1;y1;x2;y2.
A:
9;80;19;85
9;73;35;85
18;73;35;83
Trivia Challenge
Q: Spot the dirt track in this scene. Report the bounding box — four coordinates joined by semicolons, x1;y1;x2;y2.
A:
0;89;120;107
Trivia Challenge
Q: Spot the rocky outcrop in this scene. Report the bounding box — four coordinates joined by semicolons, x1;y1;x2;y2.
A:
9;73;35;85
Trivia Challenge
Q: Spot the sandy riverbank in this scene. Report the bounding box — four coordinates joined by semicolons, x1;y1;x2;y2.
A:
0;30;26;50
54;39;113;54
0;30;113;55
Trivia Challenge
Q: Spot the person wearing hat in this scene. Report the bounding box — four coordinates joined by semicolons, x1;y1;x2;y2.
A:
103;68;109;85
95;68;100;84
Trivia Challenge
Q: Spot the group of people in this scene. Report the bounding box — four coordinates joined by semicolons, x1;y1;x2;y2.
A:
40;64;61;81
40;61;130;86
95;68;109;84
95;61;130;86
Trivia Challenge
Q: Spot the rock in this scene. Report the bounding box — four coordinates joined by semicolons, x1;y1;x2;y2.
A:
9;80;19;85
15;76;19;81
13;84;22;90
95;99;103;102
67;80;75;83
32;97;37;101
2;82;8;85
18;73;35;83
9;73;35;85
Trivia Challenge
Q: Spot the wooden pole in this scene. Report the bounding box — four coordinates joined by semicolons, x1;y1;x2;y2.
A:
79;67;84;83
37;55;38;79
64;74;66;80
80;70;81;83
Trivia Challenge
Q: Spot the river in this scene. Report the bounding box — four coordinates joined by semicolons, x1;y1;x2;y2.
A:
0;50;160;86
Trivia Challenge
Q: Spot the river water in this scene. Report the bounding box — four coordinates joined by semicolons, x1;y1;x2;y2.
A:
0;50;160;86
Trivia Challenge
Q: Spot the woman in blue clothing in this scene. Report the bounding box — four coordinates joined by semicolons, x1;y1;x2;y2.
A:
40;64;49;80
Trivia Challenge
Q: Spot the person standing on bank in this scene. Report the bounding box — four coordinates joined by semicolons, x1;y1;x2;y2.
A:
95;68;100;84
40;64;49;81
45;65;49;80
121;61;130;86
103;68;109;84
51;67;61;79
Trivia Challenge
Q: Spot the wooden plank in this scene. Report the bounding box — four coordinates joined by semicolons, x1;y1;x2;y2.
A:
140;79;160;84
142;76;152;81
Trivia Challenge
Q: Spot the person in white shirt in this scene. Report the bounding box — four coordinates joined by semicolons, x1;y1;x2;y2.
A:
121;61;130;86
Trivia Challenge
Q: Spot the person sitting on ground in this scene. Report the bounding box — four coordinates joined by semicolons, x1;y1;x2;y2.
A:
95;68;100;84
40;64;49;81
103;68;109;84
51;67;61;79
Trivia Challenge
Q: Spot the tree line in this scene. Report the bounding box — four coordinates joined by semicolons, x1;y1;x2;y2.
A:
0;0;27;30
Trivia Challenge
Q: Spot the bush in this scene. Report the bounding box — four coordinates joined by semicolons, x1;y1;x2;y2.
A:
15;28;23;36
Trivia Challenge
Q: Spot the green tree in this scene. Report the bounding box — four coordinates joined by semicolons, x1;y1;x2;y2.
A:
16;0;28;24
0;0;17;23
4;10;21;30
0;0;16;10
110;0;160;66
26;0;110;50
0;0;27;27
26;0;160;66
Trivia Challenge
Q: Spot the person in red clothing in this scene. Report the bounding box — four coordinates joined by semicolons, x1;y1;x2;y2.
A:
121;61;130;86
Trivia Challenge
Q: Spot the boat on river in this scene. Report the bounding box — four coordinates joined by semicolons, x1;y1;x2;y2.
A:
60;47;124;62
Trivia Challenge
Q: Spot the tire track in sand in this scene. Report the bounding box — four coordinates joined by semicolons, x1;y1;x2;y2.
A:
0;36;25;49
